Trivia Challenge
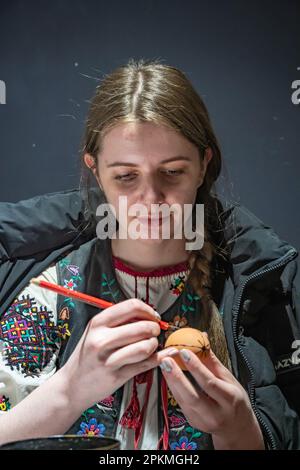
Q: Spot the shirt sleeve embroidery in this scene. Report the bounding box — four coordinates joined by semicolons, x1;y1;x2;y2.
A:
0;265;59;411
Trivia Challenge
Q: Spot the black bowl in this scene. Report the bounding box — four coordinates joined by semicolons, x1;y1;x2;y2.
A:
0;435;120;450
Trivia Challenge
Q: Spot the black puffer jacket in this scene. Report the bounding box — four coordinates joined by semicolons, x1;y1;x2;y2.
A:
0;188;300;449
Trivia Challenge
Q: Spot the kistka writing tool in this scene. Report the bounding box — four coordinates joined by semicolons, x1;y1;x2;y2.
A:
30;277;179;331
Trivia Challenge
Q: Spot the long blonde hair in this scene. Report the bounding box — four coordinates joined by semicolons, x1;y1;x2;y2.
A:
80;58;232;370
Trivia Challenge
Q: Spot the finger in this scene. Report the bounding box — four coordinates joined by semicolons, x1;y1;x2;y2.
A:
119;347;181;378
97;320;161;355
159;356;218;424
92;298;161;328
106;340;181;370
175;349;238;407
201;348;239;386
105;337;159;369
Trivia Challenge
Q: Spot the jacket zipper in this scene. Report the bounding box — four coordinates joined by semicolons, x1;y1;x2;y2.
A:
232;247;298;450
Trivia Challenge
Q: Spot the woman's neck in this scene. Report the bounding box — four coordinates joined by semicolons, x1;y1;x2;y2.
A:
111;238;190;272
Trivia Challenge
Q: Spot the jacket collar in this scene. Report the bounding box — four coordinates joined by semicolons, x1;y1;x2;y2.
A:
218;202;298;289
1;188;297;286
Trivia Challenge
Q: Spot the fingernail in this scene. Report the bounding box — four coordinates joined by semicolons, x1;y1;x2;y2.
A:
179;349;191;363
159;359;172;372
154;311;161;320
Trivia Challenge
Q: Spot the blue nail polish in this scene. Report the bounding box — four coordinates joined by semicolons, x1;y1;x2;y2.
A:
179;349;191;363
160;359;172;372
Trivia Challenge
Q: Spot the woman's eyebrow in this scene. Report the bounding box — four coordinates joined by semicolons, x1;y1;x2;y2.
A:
106;156;191;167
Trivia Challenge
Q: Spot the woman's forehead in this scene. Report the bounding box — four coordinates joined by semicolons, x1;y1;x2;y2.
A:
99;122;200;166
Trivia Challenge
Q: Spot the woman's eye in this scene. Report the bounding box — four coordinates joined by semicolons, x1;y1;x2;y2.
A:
163;169;184;176
114;170;184;181
114;173;137;182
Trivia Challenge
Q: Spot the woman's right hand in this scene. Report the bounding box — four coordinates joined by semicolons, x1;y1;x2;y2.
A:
60;298;174;413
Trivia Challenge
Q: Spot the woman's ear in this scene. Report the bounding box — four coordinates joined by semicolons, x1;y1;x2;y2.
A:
84;153;96;173
83;153;103;190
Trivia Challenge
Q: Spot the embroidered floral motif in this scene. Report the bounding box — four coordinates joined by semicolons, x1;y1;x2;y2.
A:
0;395;11;412
59;307;70;321
164;376;211;450
180;293;200;315
81;407;96;422
167;389;178;407
77;418;106;437
164;292;200;339
63;279;77;290
58;261;82;341
168;412;188;433
170;435;198;450
0;295;59;377
95;395;118;419
97;395;115;410
58;307;72;345
170;275;186;296
59;261;81;290
101;273;121;303
58;323;71;340
79;396;118;433
164;315;188;340
67;265;81;277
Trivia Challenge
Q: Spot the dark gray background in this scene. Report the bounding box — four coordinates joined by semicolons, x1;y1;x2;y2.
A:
0;0;299;250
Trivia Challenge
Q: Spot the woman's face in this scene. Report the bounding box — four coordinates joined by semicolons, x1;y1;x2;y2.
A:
84;121;212;240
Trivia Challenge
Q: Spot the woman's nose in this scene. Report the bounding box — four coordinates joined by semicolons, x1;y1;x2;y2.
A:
140;178;165;205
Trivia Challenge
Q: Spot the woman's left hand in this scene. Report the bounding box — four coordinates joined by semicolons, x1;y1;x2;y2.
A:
158;345;265;450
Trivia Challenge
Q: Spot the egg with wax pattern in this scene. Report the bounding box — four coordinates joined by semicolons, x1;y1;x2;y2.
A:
164;327;210;371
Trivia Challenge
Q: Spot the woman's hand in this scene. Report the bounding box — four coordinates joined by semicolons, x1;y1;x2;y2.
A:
60;298;176;414
158;343;265;450
0;298;180;445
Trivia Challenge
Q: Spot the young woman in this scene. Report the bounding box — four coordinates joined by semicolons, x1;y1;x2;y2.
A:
0;59;299;450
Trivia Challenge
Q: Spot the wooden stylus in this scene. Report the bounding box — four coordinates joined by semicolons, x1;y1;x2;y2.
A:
30;278;179;331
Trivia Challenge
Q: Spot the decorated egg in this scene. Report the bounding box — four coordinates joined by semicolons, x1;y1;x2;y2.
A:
164;327;210;370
